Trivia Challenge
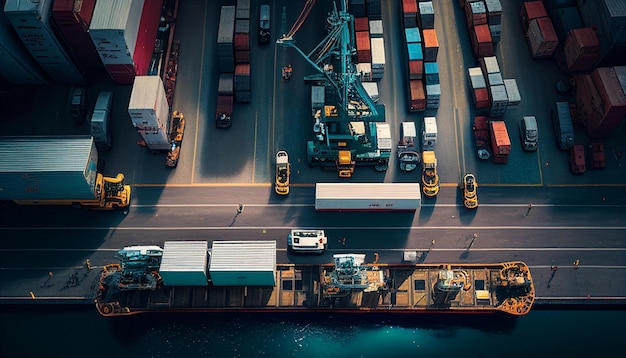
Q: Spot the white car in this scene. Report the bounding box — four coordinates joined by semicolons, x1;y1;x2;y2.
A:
288;229;327;254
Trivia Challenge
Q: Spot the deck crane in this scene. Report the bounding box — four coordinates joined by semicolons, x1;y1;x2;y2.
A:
277;1;391;176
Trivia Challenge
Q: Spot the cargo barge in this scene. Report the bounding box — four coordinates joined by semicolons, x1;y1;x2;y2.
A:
95;241;535;317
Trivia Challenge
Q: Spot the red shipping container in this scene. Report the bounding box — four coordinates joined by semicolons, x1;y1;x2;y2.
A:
520;1;547;32
235;50;250;64
408;60;423;80
134;0;163;77
355;31;372;63
471;24;494;58
105;63;135;85
408;80;426;112
590;67;626;127
51;0;103;76
564;28;600;72
234;33;250;51
526;18;558;59
474;88;490;108
403;0;418;13
490;120;511;158
354;17;369;32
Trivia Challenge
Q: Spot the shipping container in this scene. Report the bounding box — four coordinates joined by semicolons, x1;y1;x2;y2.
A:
474;88;491;108
370;37;386;80
369;20;383;38
520;1;548;32
368;0;382;20
480;56;500;75
418;1;434;29
526;17;559;58
503;79;521;106
468;67;486;89
133;0;162;77
408;60;424;80
376;123;393;151
160;241;209;286
311;85;326;109
402;0;418;28
354;17;369;32
315;183;421;211
587;67;626;134
405;27;421;43
357;62;372;81
349;0;367;18
137;127;170;151
576;0;626;67
563;27;600;72
489;121;511;160
0;11;48;84
362;82;380;102
426;83;440;109
489;84;508;117
51;0;103;77
217;5;236;72
424;62;439;85
128;76;170;130
422;29;439;61
4;0;85;84
235;19;250;34
408;80;426;111
209;241;276;286
234;63;251;91
407;43;423;61
471;24;494;57
356;31;372;63
218;73;234;95
490;24;501;43
466;0;487;27
0;136;99;200
484;0;502;25
236;0;250;20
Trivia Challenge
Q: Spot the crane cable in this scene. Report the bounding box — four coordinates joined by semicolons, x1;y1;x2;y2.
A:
286;0;317;38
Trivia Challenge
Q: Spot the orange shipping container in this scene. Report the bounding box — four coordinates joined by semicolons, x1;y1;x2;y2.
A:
408;80;426;112
354;17;369;32
408;60;423;80
355;31;372;63
526;17;558;59
489;120;511;155
422;29;439;62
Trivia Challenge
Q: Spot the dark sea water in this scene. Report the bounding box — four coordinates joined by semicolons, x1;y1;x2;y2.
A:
1;306;623;358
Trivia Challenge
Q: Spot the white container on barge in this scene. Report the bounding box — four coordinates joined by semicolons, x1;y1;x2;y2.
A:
315;183;421;211
209;241;276;286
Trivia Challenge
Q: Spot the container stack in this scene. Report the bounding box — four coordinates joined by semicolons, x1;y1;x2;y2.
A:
402;0;418;28
520;1;558;59
234;0;250;65
234;63;251;103
4;0;85;84
424;62;440;109
217;6;236;73
468;67;490;109
489;120;511;164
128;76;171;151
349;0;367;18
51;0;104;80
370;37;386;81
484;0;502;43
479;56;507;117
405;28;422;80
367;0;382;20
369;20;383;38
574;66;626;138
464;0;493;58
503;79;521;107
356;31;372;63
559;27;600;73
418;2;434;29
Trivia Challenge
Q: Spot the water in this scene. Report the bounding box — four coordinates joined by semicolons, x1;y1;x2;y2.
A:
1;307;623;358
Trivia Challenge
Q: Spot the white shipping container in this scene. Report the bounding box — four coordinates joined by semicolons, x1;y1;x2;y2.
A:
503;79;521;106
489;84;508;116
89;0;145;66
128;76;170;129
138;127;170;150
160;241;209;286
369;20;383;38
357;62;372;81
209;241;276;286
468;67;486;89
376;123;392;151
311;86;325;109
362;81;379;102
480;56;500;74
370;38;386;69
315;183;421;211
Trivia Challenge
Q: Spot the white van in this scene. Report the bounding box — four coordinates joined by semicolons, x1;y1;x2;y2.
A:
519;116;538;151
288;229;327;254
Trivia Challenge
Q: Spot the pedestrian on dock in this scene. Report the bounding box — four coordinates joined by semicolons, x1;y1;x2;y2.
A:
574;260;580;269
551;265;558;272
340;237;346;247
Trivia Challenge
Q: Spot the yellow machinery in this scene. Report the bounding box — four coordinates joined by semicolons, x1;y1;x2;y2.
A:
166;111;186;168
463;173;478;209
275;150;290;195
421;151;439;197
336;150;355;178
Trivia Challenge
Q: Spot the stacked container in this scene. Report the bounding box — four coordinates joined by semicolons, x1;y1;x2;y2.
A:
562;27;600;72
468;67;490;109
402;0;418;27
234;0;250;65
51;0;104;80
369;20;383;38
354;17;369;32
370;37;385;80
217;6;236;73
418;2;434;29
408;80;426;112
503;79;521;106
218;73;234;96
349;0;366;18
489;120;511;164
466;1;487;28
4;0;85;84
356;31;372;63
367;0;382;20
484;0;502;43
575;66;626;138
520;1;547;33
236;0;250;20
489;84;508;117
526;17;558;58
405;28;422;80
424;61;440;109
234;63;251;103
128;76;171;151
422;29;439;62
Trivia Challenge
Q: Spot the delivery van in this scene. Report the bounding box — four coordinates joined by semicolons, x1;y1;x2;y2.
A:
288;229;327;254
519;116;538;151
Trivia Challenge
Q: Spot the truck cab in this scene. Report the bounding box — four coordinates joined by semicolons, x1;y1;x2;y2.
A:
336;150;355;178
288;229;327;254
569;144;586;174
422;116;437;150
91;92;113;151
275;150;290;195
520;116;538;151
421;150;439;196
258;4;270;44
398;121;420;172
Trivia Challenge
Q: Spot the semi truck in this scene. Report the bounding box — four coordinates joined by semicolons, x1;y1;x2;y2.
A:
315;183;421;212
421;151;439;197
216;95;233;128
0;136;131;209
398;121;419;172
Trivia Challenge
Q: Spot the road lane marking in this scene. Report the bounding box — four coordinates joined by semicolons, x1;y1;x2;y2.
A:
2;226;625;230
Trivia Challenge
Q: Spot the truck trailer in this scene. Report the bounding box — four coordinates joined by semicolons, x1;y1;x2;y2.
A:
315;183;421;211
0;136;131;209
